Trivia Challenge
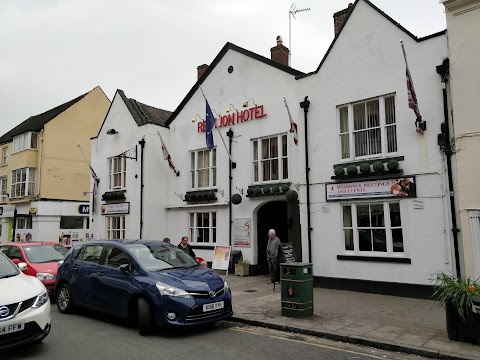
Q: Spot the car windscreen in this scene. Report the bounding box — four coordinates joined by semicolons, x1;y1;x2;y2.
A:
0;253;20;279
127;244;198;271
23;244;68;264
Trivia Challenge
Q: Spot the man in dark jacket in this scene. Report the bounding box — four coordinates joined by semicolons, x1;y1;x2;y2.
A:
266;229;281;284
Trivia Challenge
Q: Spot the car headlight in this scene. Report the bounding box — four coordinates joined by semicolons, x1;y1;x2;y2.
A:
224;280;229;291
32;291;49;308
36;272;55;281
156;282;193;298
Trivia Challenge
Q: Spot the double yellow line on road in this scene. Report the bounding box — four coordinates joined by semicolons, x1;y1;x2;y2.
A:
231;326;398;360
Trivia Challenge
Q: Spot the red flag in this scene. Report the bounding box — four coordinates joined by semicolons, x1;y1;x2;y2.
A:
283;96;299;145
158;132;179;175
402;41;424;135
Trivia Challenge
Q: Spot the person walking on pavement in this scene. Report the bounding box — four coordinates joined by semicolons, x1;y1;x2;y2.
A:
178;236;196;258
266;229;281;284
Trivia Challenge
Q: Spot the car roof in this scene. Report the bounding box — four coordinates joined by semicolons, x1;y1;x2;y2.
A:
4;241;63;246
75;239;168;247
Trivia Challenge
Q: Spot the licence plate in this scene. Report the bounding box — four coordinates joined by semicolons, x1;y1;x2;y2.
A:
203;301;224;312
0;323;24;335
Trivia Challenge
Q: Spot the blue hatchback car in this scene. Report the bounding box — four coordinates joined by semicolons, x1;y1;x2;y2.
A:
55;240;232;335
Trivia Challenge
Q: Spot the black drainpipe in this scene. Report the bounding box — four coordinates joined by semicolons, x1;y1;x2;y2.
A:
226;129;235;247
299;97;312;263
12;209;17;242
436;59;461;277
139;138;145;239
442;88;461;277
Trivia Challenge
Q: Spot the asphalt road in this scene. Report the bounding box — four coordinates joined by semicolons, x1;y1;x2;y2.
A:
4;304;429;360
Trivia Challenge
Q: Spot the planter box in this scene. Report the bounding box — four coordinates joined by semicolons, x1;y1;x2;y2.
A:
445;298;480;344
235;264;249;277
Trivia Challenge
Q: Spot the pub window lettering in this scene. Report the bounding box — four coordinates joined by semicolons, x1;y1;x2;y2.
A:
342;202;404;254
338;95;397;160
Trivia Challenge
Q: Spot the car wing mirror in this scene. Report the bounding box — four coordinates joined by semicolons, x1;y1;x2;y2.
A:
118;263;130;273
18;262;27;272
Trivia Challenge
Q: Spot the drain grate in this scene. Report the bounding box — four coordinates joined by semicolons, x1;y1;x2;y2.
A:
244;289;258;293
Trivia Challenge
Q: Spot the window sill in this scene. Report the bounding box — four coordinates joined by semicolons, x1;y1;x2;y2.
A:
337;254;411;264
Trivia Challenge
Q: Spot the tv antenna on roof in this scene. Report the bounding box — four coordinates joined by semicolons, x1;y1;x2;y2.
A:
289;3;311;66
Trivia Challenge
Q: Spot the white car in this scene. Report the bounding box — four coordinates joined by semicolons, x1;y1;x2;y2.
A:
0;252;51;350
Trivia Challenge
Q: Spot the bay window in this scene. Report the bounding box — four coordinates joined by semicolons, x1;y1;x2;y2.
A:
12;132;38;153
11;168;36;198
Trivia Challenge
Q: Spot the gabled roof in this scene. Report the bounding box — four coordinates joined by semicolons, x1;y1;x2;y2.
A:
0;92;88;145
165;42;305;126
297;0;447;79
118;90;171;127
93;89;172;139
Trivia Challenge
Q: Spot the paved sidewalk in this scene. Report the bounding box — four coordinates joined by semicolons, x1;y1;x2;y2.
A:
226;274;480;360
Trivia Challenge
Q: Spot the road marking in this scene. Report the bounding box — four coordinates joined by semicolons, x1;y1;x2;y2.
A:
230;326;394;360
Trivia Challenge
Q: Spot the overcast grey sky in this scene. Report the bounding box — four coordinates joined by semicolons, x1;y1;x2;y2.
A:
0;0;446;137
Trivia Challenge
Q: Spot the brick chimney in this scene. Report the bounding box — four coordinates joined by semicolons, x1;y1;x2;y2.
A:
333;3;353;37
270;35;289;67
197;64;209;80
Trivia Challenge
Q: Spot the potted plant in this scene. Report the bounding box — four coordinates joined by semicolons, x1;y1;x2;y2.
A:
433;272;480;343
235;257;250;277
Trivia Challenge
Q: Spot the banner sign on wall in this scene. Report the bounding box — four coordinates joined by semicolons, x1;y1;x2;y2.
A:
101;202;130;215
326;177;416;201
212;245;231;271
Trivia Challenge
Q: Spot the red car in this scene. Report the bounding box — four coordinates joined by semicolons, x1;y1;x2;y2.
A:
0;242;67;295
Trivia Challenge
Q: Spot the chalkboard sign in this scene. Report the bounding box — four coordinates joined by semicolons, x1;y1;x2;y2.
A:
280;243;296;263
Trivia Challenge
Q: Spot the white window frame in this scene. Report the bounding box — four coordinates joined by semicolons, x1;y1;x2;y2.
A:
190;148;216;189
106;216;126;239
341;201;404;255
189;212;216;244
1;147;7;165
12;132;38;154
10;168;36;198
0;177;7;203
108;156;126;191
252;134;288;183
338;94;397;162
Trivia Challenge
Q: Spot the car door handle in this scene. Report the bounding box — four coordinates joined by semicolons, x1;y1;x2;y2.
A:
72;265;78;270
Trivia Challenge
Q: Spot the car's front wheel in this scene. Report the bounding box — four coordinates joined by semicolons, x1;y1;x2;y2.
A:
56;283;74;314
138;298;154;336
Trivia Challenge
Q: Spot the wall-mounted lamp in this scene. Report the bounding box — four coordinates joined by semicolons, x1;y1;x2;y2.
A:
242;98;257;108
107;129;118;135
192;114;204;123
218;189;224;197
226;104;238;113
292;183;300;191
235;187;243;195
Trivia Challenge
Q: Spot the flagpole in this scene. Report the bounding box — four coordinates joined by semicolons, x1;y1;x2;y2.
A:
77;144;92;168
199;86;234;163
283;96;294;127
157;131;179;176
